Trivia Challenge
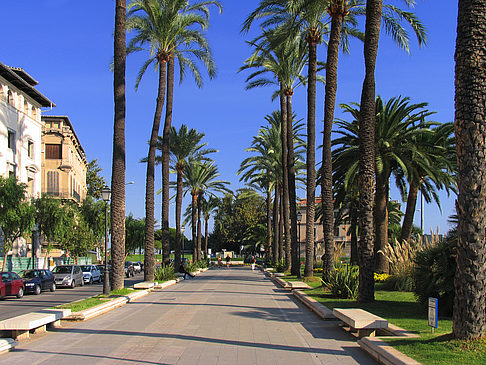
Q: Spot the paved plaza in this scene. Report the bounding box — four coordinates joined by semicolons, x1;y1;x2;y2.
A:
0;267;376;364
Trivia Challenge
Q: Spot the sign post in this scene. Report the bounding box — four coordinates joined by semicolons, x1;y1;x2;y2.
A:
428;297;438;333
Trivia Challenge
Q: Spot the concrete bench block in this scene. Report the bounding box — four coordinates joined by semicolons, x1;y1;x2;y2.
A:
333;308;388;338
0;338;17;354
288;281;312;290
273;273;286;277
0;309;71;331
133;281;155;290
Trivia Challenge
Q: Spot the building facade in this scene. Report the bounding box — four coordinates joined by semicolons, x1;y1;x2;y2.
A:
41;115;87;204
0;62;54;257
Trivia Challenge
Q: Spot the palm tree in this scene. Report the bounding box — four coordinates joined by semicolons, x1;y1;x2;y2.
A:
183;160;230;262
398;122;456;243
110;0;127;290
453;0;486;340
240;28;310;274
127;0;221;280
333;97;434;272
201;196;218;258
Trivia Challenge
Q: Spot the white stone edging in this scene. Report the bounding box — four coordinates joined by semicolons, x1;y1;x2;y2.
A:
0;338;17;354
358;337;421;365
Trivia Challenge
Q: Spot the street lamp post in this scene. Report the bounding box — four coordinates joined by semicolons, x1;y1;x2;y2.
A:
297;212;302;269
101;185;111;295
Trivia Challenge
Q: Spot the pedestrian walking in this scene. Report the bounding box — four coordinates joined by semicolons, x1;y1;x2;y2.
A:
251;256;256;271
217;256;222;268
226;255;230;268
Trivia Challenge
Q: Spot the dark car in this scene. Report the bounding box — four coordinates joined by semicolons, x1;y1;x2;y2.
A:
96;264;111;282
0;272;25;299
20;269;56;295
125;261;134;278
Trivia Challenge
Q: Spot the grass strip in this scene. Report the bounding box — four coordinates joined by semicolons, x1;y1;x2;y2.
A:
56;288;137;312
302;284;486;364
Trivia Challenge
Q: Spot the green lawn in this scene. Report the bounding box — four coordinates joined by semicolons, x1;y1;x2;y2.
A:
302;284;486;364
57;288;136;312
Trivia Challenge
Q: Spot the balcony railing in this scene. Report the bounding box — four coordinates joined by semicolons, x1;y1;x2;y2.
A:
45;189;80;202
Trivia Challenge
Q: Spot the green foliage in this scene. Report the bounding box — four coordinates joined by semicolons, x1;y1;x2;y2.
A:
413;230;456;316
323;264;359;299
274;258;287;273
185;261;198;273
154;264;176;282
63;218;94;258
80;197;106;244
383;270;415;292
196;259;209;269
125;215;145;254
86;159;106;199
0;177;34;257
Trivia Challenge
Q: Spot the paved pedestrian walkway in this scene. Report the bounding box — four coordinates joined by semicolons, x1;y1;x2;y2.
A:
0;267;376;364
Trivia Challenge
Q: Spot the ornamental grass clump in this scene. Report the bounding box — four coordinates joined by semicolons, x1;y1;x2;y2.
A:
323;264;359;299
274;258;287;273
154;264;176;282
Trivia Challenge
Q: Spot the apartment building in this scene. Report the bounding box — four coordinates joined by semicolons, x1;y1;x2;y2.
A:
41;115;87;204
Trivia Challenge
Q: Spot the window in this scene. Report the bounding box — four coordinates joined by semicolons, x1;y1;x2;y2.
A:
27;140;34;158
7;130;15;150
45;144;62;159
31;106;37;120
24;100;28;114
7;90;14;106
47;171;59;195
27;177;34;196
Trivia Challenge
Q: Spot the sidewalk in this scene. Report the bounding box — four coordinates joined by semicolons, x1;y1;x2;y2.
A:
0;267;377;364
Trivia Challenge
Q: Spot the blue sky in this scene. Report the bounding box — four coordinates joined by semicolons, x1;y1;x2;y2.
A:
2;1;458;235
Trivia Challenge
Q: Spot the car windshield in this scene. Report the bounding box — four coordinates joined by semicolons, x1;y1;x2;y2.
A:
80;266;91;272
21;270;40;279
52;266;72;274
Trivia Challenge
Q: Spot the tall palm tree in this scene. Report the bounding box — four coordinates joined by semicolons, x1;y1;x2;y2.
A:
182;160;230;262
453;0;486;340
110;0;127;290
201;196;218;258
333;97;434;272
240;28;310;274
127;0;220;280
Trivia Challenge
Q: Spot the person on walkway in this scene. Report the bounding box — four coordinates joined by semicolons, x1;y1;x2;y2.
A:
217;256;222;268
225;255;230;268
179;259;195;279
251;256;256;271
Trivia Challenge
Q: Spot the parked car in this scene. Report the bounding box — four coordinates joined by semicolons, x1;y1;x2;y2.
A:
0;272;25;299
132;261;142;274
125;261;134;278
52;265;84;288
96;264;111;282
80;265;102;284
20;269;56;295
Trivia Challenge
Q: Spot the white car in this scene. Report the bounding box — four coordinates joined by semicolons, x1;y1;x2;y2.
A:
80;265;102;284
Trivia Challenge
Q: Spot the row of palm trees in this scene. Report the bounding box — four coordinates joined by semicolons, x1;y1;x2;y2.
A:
240;0;426;284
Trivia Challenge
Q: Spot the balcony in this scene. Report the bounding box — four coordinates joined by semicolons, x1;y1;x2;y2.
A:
45;189;81;202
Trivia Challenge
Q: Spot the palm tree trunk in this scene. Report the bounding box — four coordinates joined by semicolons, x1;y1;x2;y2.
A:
204;218;209;259
400;180;419;243
111;0;126;290
453;0;486;339
272;187;279;265
144;61;167;282
280;85;291;272
374;172;389;273
350;205;358;266
304;39;317;278
161;57;174;267
174;168;183;270
279;191;284;262
358;0;382;302
197;194;202;262
191;193;197;262
266;185;272;259
321;12;343;281
287;93;299;277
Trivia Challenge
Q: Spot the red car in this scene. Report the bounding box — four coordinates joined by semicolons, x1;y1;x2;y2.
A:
0;272;25;299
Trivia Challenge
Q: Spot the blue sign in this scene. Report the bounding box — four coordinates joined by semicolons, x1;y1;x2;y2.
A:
428;297;438;329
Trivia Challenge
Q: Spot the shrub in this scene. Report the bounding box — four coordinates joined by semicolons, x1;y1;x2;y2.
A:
154;264;176;282
383;270;415;292
413;229;456;316
274;258;287;273
374;273;390;283
185;261;198;273
323;264;359;299
197;259;209;269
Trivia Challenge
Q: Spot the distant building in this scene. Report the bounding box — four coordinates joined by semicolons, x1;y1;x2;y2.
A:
297;198;352;260
41;115;87;204
0;61;54;257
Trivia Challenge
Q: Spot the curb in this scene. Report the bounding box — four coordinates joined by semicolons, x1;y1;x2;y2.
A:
292;290;336;320
0;338;17;354
358;337;420;365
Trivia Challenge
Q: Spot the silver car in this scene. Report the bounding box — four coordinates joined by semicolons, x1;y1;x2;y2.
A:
52;265;84;288
80;265;102;284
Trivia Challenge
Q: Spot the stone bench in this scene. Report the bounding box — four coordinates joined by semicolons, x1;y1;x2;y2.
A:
333;308;388;338
288;281;312;290
0;309;71;340
133;281;155;290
